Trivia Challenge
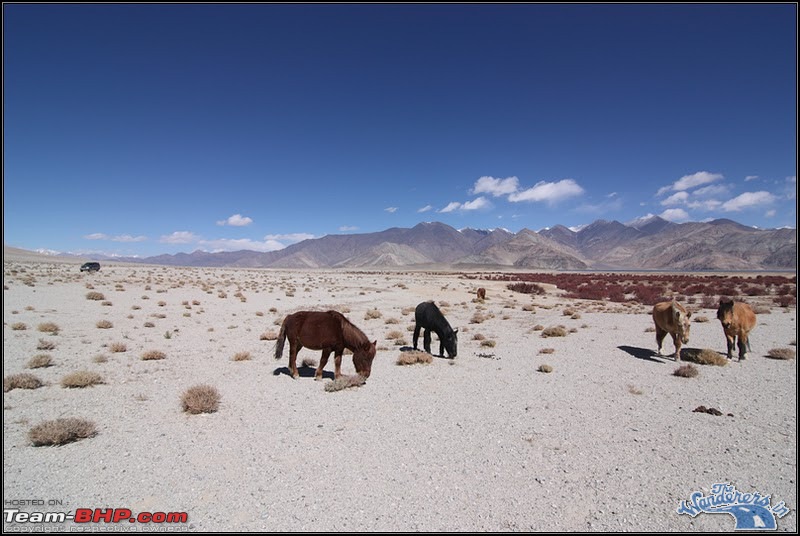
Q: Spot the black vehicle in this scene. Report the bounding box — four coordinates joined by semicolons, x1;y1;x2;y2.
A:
80;262;101;272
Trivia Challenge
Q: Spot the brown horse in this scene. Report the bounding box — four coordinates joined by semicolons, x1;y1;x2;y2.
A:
716;299;757;360
652;300;692;360
275;311;377;379
477;288;486;300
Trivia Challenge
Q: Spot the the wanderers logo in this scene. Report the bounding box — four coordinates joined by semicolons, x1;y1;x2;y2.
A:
677;483;790;530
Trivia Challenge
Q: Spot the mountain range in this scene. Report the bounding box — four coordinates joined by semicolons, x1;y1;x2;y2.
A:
76;216;795;271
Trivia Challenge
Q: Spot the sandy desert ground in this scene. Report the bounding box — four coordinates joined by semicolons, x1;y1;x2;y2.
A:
3;256;797;532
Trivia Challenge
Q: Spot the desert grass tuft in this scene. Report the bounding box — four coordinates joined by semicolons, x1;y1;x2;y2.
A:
37;338;56;351
86;291;105;301
37;322;60;334
541;325;568;338
11;322;27;331
538;348;555;355
628;384;644;395
29;418;97;446
231;351;252;362
108;342;127;353
181;385;221;414
61;371;104;388
260;330;278;341
537;364;553;373
141;350;166;361
674;364;699;378
480;339;496;348
27;354;54;369
396;351;433;366
765;347;795;360
96;320;113;329
682;348;728;366
364;308;382;320
324;375;367;392
693;315;710;323
4;373;44;392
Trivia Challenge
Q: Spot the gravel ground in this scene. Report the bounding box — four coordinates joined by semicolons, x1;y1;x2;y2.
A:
3;259;796;532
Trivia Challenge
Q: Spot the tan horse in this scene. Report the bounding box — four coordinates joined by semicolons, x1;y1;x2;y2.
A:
716;299;757;360
652;300;692;360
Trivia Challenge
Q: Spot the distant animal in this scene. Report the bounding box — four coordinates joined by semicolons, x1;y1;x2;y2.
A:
477;288;486;300
275;311;377;379
652;300;692;360
413;301;458;358
716;299;756;360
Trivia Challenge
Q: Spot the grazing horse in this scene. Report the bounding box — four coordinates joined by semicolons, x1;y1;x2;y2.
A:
716;299;757;360
477;287;486;300
275;311;376;379
413;301;458;358
652;300;692;360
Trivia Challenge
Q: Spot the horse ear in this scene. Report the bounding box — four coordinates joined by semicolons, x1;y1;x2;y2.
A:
687;310;692;319
371;340;377;348
454;328;459;334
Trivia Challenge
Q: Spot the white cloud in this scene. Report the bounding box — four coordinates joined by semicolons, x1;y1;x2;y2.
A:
765;209;776;218
264;233;314;242
384;207;398;213
659;208;690;222
661;191;689;206
462;197;490;211
417;205;433;213
745;175;759;181
686;199;723;211
85;233;147;242
339;226;359;232
692;184;729;197
160;231;200;244
201;238;284;252
439;202;462;213
217;214;253;226
508;179;585;204
721;191;777;212
673;171;723;191
470;176;519;197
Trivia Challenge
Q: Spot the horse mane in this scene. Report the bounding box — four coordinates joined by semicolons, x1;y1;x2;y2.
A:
327;310;369;348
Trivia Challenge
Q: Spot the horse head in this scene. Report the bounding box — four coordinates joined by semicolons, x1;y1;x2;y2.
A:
717;299;735;330
443;328;458;358
353;340;377;378
672;301;692;344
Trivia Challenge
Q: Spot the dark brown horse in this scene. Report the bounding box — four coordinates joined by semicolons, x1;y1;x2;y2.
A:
477;287;486;300
716;299;757;360
275;311;377;379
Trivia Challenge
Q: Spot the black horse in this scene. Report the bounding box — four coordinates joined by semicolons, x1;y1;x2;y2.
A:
413;301;458;358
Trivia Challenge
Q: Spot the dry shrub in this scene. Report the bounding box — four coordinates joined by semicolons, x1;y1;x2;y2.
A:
683;348;728;367
384;317;400;325
364;308;382;320
37;322;60;334
470;312;487;324
674;364;699;378
260;330;278;341
538;364;553;373
37;338;56;351
396;350;433;366
539;348;555;355
562;308;575;316
472;333;486;341
386;330;404;340
27;354;53;369
29;418;97;446
231;351;252;362
4;373;44;392
93;355;108;364
86;291;105;301
96;320;113;329
181;385;221;414
571;313;582;320
141;350;166;361
693;315;710;323
752;305;771;315
11;322;27;331
325;375;367;392
61;371;104;388
108;342;127;353
532;324;544;331
481;340;496;348
541;325;568;338
765;348;795;360
628;385;644;395
101;301;112;307
143;321;155;328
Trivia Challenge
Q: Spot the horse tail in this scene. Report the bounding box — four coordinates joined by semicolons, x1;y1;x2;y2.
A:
274;318;287;360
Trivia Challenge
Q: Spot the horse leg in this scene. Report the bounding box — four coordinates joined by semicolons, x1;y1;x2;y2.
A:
438;334;444;358
671;332;681;361
413;324;421;350
316;349;331;380
725;334;735;360
334;352;343;379
737;332;748;361
289;343;301;379
655;326;667;355
423;328;432;354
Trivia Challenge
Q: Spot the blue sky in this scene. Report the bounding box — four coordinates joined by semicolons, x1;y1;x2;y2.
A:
3;4;797;257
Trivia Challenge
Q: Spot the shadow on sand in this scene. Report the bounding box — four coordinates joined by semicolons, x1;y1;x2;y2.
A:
272;365;335;380
617;345;669;364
